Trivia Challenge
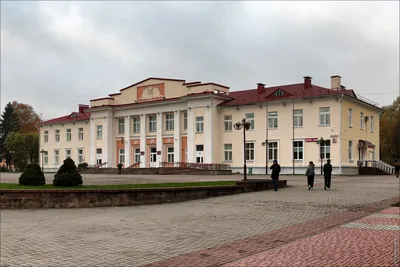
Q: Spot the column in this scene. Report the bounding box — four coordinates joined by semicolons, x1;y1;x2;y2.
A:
204;106;214;163
140;114;146;168
174;110;181;165
124;116;131;167
103;110;114;168
156;112;163;166
187;108;194;162
89;118;96;166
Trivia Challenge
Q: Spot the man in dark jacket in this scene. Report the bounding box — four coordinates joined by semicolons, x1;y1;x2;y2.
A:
270;159;281;191
323;159;333;189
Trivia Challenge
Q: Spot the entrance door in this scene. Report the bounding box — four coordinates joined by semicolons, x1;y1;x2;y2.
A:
96;148;102;165
150;147;157;167
196;145;204;163
134;148;141;163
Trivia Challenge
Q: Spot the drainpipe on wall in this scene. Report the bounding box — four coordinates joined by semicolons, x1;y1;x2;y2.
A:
339;94;345;175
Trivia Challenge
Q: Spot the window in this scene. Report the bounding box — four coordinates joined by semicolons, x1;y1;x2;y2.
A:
245;113;254;130
370;116;374;132
293;110;303;127
65;149;71;158
268;111;278;128
119;149;125;163
196;116;204;133
78;128;84;141
55;130;60;142
44;131;48;143
54;150;59;164
268;142;278;161
319;107;330;125
43;151;48;164
167;147;174;162
275;90;284;97
134;148;140;163
183;112;188;130
360;112;364;129
97;125;103;139
245;142;255;161
224;144;232;161
224;115;232;131
118;118;125;134
293;141;303;160
66;129;71;141
348;141;353;161
320;140;331;159
348;108;353;127
149;115;157;132
133;117;140;133
165;114;174;131
77;149;84;163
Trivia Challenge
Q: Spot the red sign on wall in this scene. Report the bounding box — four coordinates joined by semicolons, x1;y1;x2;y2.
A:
305;138;318;142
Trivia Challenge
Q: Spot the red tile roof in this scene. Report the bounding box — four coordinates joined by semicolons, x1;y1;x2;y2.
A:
219;83;356;106
41;107;90;125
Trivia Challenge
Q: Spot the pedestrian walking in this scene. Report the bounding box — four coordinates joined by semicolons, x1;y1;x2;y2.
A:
305;161;315;190
395;162;400;178
323;159;333;189
117;162;123;175
270;159;281;191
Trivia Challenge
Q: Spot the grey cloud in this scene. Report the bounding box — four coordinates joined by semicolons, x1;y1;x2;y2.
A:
1;1;398;119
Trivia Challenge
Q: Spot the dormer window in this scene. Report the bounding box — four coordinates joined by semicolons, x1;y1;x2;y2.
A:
275;90;284;97
70;113;77;118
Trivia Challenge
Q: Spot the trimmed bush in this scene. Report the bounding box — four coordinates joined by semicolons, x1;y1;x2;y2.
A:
19;163;46;185
53;158;83;187
0;166;9;172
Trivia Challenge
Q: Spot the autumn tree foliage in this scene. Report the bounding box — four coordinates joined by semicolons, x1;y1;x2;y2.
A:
11;101;40;133
380;96;400;164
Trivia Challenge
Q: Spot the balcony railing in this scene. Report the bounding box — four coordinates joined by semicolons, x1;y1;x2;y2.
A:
160;161;231;170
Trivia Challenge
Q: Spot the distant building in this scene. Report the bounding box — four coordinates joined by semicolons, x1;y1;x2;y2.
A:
39;75;382;174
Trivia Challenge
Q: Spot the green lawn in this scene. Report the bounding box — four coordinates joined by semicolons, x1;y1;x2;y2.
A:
0;181;237;190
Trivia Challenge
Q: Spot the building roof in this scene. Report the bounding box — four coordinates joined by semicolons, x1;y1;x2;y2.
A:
41;105;90;125
219;83;357;107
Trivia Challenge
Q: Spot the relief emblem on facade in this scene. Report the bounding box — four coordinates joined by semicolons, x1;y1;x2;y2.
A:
137;83;165;101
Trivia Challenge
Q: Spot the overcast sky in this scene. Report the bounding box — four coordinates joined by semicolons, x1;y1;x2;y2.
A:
1;1;399;120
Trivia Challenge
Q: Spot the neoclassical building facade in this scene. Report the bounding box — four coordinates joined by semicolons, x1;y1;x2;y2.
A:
40;75;382;175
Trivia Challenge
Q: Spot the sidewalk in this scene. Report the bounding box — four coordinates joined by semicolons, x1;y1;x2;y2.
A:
223;207;400;267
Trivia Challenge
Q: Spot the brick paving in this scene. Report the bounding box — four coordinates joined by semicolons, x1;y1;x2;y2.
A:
222;206;400;267
0;175;399;267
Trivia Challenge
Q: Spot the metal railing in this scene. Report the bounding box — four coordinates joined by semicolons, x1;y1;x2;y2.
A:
88;162;108;169
160;161;231;170
128;162;140;168
358;160;395;174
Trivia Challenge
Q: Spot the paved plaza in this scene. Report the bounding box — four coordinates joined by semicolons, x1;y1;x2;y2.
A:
0;174;399;266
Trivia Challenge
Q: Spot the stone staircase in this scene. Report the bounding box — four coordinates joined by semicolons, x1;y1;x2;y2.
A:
358;160;395;175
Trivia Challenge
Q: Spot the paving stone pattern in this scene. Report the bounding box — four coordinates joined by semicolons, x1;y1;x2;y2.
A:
0;175;399;267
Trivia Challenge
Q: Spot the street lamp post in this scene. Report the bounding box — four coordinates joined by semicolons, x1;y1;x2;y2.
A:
316;137;325;175
234;118;251;180
40;149;46;173
261;140;268;174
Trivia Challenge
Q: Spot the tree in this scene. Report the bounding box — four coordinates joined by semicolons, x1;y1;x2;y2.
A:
11;101;40;133
0;103;20;169
380;96;400;164
4;132;39;171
